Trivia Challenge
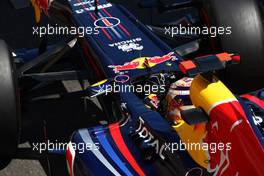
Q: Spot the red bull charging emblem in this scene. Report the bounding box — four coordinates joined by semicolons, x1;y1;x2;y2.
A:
108;52;177;73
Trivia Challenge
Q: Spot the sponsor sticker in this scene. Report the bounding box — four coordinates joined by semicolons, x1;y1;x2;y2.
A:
109;38;143;52
75;3;112;14
94;17;120;29
108;52;177;73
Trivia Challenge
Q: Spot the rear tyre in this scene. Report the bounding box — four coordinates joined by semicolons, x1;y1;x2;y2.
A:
0;159;11;170
204;0;264;93
0;39;20;169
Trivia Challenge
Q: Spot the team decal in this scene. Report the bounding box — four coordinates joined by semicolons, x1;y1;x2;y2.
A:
109;38;144;52
77;125;145;176
79;129;122;176
108;52;177;73
242;94;264;137
252;112;264;126
190;75;264;175
135;117;166;160
94;127;134;176
94;17;120;29
73;0;130;40
109;123;145;176
72;0;95;6
205;119;232;176
250;104;264;146
205;100;263;176
75;3;112;14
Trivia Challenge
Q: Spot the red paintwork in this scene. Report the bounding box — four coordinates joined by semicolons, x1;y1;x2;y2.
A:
205;101;264;176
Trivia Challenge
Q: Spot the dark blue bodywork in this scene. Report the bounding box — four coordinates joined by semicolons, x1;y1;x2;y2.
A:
65;0;206;176
62;1;264;176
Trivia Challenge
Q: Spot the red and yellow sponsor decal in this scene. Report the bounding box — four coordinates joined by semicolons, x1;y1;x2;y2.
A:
108;52;177;73
188;75;264;176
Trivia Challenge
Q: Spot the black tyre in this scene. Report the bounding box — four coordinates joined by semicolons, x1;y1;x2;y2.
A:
0;159;11;170
0;39;20;168
204;0;264;93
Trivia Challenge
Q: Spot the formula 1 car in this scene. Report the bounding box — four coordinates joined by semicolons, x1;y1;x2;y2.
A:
0;0;263;176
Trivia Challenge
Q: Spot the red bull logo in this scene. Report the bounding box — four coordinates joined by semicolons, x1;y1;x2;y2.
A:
205;101;264;176
148;52;177;64
189;75;264;175
109;62;140;72
108;52;177;73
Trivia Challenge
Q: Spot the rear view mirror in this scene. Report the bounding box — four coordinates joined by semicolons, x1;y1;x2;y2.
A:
180;108;209;125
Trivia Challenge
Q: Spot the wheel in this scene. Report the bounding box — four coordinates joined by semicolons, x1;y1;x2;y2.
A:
0;39;20;168
0;159;11;170
203;0;264;93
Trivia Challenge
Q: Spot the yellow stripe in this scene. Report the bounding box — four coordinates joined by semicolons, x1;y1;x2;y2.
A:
31;0;41;23
190;75;237;114
91;79;107;87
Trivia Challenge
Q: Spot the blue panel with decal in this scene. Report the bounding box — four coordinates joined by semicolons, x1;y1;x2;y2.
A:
69;0;181;78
